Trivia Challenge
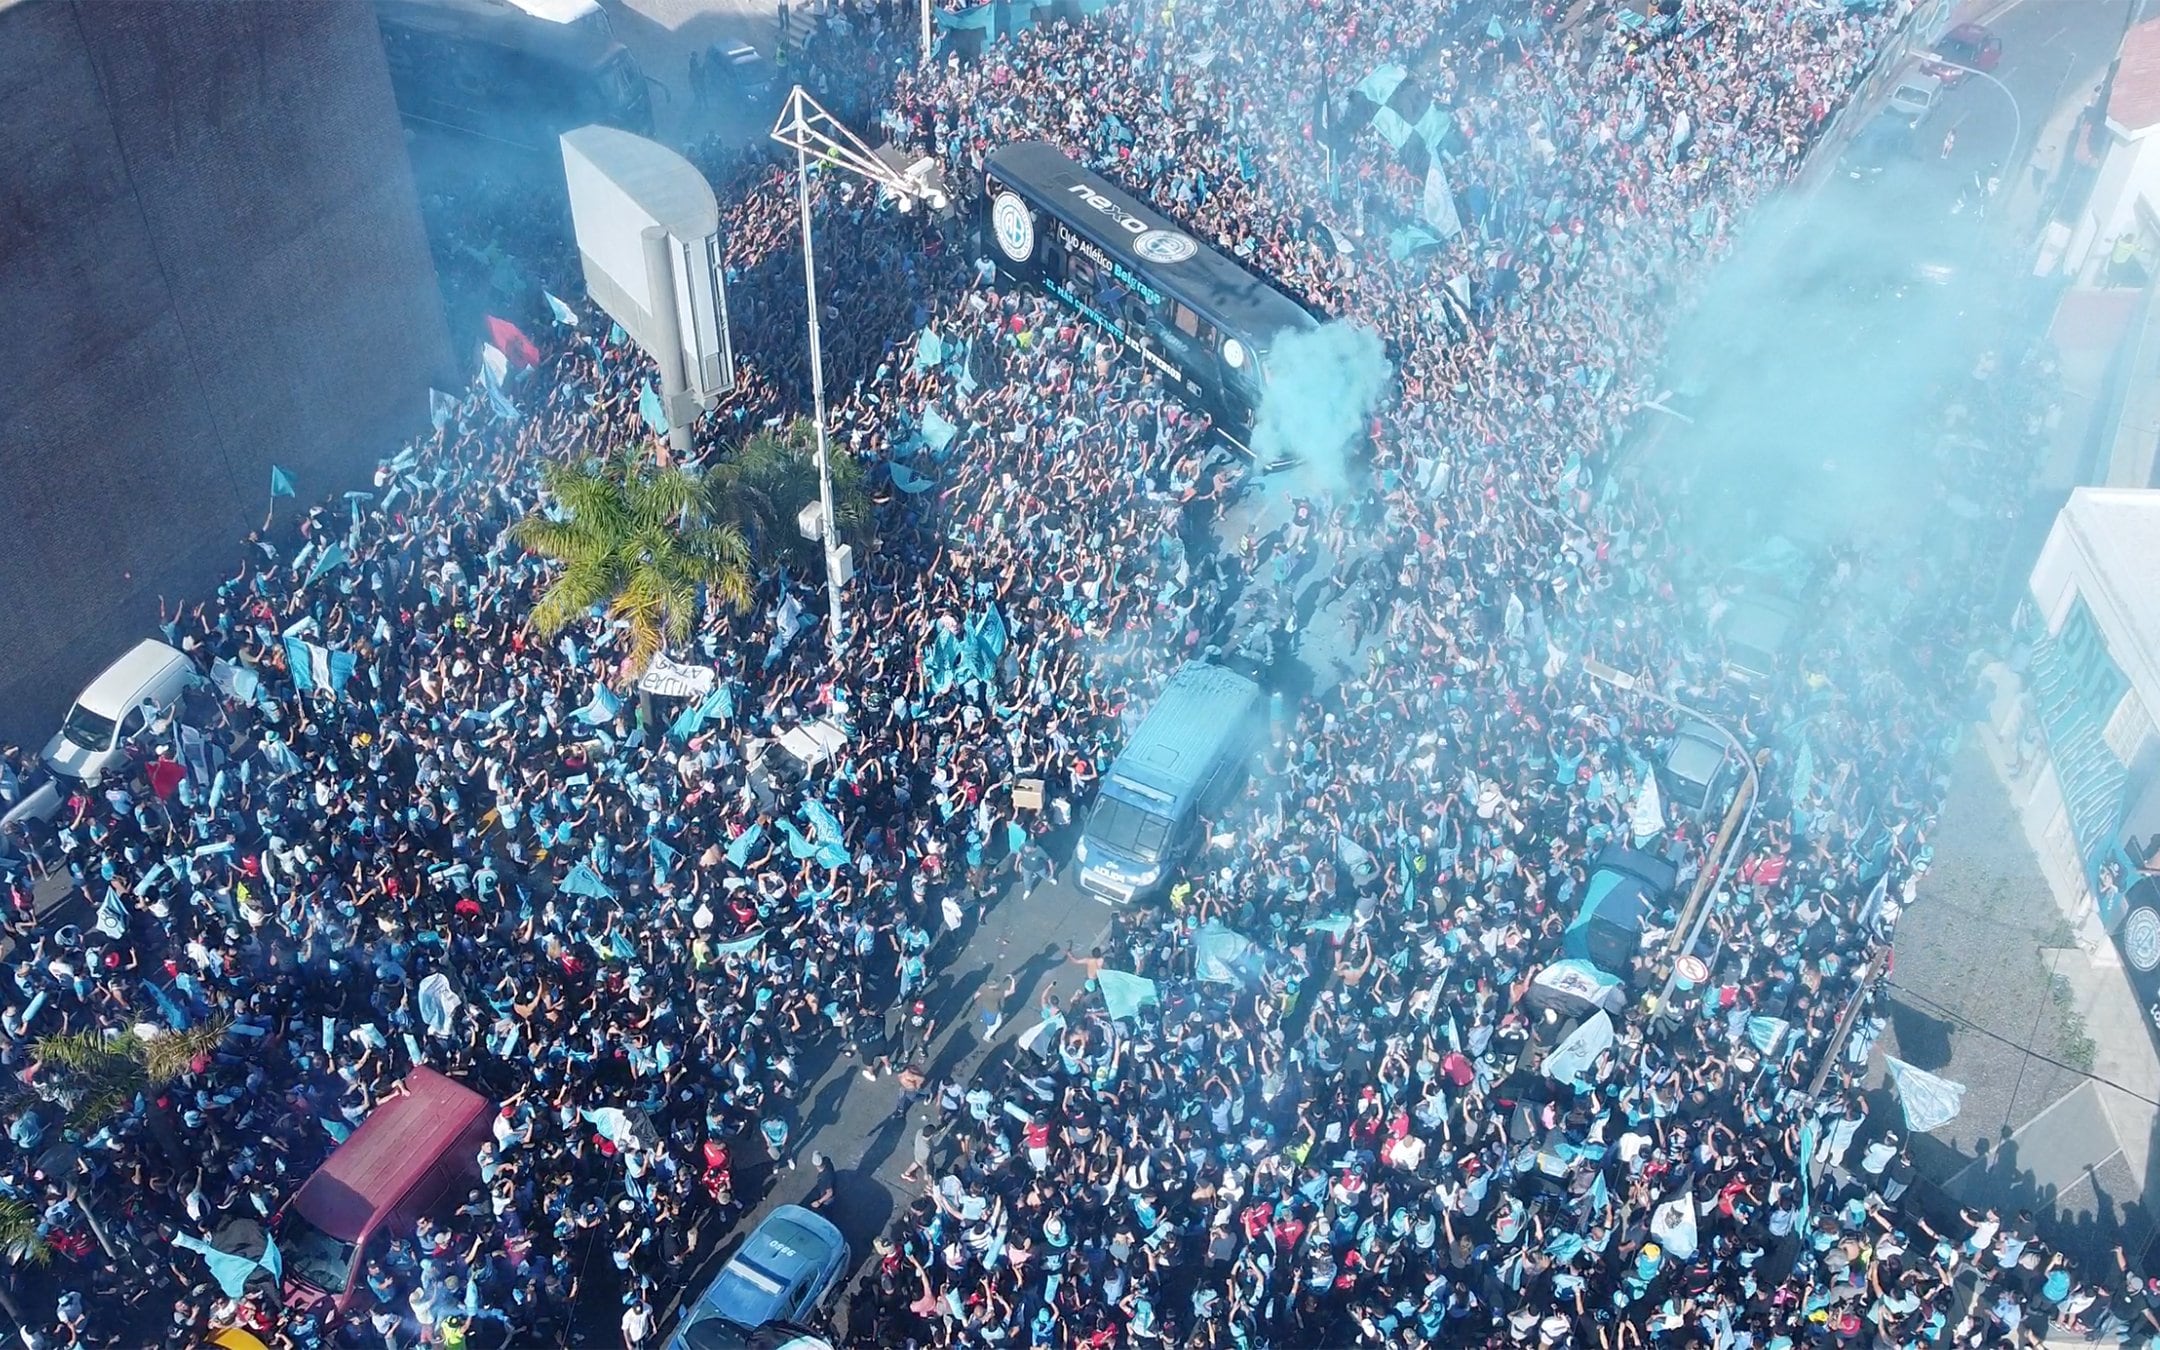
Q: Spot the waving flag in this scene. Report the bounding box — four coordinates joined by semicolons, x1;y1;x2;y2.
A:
484;315;541;368
1097;969;1159;1022
282;637;356;698
724;822;766;868
639;380;671;438
544;290;581;328
1886;1057;1967;1133
269;464;297;499
803;799;846;849
429;388;456;431
304;541;349;589
573;685;624;726
559;861;615;900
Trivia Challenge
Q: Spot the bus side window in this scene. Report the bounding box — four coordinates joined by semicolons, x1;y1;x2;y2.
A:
1173;304;1202;338
1065;251;1099;298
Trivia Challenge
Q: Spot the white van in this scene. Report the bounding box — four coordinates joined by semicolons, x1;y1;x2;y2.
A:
41;639;197;785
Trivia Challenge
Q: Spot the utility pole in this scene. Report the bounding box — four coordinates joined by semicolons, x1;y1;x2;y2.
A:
1578;655;1760;1017
770;87;950;658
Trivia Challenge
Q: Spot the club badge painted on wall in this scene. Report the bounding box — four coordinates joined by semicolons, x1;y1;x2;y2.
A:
2125;906;2160;973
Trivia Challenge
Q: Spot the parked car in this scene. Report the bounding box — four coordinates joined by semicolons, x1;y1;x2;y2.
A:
1923;22;2002;85
1659;720;1739;816
1886;68;1942;124
40;639;196;785
669;1204;849;1350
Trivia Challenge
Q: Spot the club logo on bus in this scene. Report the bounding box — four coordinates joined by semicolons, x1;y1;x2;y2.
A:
1134;230;1197;264
992;191;1035;263
1065;183;1196;264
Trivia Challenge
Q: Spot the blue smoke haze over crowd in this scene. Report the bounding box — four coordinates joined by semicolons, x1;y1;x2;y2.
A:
1252;319;1393;497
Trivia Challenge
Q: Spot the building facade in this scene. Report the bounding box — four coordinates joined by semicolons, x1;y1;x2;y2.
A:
1995;489;2160;1023
0;1;449;744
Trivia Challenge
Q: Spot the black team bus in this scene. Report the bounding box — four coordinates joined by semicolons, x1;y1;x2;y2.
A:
375;0;654;149
982;142;1320;466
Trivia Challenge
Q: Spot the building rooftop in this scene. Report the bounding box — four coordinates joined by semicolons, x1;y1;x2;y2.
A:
2111;16;2160;135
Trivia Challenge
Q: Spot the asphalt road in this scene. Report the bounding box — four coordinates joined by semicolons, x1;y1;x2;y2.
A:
1628;0;2128;566
656;855;1117;1341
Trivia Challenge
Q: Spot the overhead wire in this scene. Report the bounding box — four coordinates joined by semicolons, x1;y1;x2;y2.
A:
1882;977;2160;1110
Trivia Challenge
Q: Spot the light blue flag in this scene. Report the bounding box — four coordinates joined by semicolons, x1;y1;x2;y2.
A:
1355;63;1408;105
803;799;845;848
724;822;765;868
1097;969;1159;1022
921;406;959;451
1193;923;1262;987
608;321;626;346
890;463;936;494
669;683;731;741
269;464;297;499
305;541;348;589
573;686;623;726
559;861;614;900
1303;914;1354;939
712;929;766;959
1885;1057;1966;1133
639;380;671;437
648;836;679;880
914;328;945;370
429;388;455;431
172;1232;277;1300
1790;741;1816;805
544;290;581;327
1795;1118;1819;1227
777;818;818;861
1745;1016;1789;1056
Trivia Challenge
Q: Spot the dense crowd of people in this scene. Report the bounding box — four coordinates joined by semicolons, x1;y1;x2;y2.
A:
0;0;2125;1348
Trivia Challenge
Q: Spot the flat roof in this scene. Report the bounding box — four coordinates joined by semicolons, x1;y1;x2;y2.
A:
292;1068;490;1241
77;640;186;719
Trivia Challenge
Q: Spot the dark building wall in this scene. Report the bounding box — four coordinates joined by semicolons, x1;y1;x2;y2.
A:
0;1;450;744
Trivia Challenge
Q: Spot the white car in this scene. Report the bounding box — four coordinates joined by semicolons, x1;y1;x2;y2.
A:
40;639;197;785
1887;70;1941;124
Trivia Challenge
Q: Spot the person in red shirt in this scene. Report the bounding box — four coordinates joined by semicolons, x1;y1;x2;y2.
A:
145;748;186;801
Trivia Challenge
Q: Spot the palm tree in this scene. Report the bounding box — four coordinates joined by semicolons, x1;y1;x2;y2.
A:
705;418;874;568
31;1019;232;1136
0;1195;48;1327
513;453;755;676
27;1019;230;1262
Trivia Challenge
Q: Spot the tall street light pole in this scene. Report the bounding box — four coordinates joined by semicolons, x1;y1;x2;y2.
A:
771;87;949;659
1933;59;2025;174
1578;655;1760;1019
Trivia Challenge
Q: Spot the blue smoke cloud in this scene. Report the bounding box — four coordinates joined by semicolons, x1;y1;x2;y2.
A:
1252;321;1392;495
